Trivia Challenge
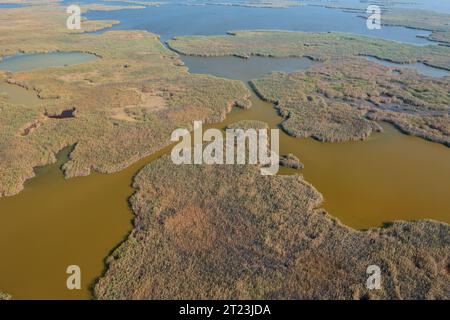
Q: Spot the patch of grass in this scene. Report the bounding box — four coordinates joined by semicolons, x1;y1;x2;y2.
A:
251;59;449;144
168;31;450;70
94;156;450;299
168;31;450;143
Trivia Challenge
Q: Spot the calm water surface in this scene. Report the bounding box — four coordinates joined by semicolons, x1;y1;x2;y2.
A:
82;2;433;45
0;52;98;72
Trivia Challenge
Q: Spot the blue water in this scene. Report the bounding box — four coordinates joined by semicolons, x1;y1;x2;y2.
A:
77;1;434;45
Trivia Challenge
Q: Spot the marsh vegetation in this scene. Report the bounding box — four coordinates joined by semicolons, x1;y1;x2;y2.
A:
95;155;450;299
0;5;249;197
170;31;450;145
0;1;449;300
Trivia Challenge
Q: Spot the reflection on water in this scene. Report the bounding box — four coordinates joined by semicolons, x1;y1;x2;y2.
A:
180;55;315;82
364;56;450;78
0;52;98;72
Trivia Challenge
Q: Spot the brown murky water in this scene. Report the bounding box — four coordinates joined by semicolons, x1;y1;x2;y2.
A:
0;56;449;299
0;143;173;299
226;93;450;230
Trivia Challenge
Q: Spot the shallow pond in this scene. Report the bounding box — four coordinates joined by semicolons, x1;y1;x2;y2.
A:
0;4;24;9
0;52;99;73
180;55;315;82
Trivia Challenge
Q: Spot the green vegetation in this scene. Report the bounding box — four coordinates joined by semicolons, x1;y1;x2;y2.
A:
252;59;449;144
95;156;450;299
0;6;249;196
169;31;450;144
168;31;450;70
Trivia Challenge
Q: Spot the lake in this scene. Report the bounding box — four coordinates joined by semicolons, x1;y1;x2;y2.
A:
81;1;434;45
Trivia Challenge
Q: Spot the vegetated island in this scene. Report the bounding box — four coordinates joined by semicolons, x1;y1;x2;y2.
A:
168;31;450;144
0;5;250;197
94;156;450;299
